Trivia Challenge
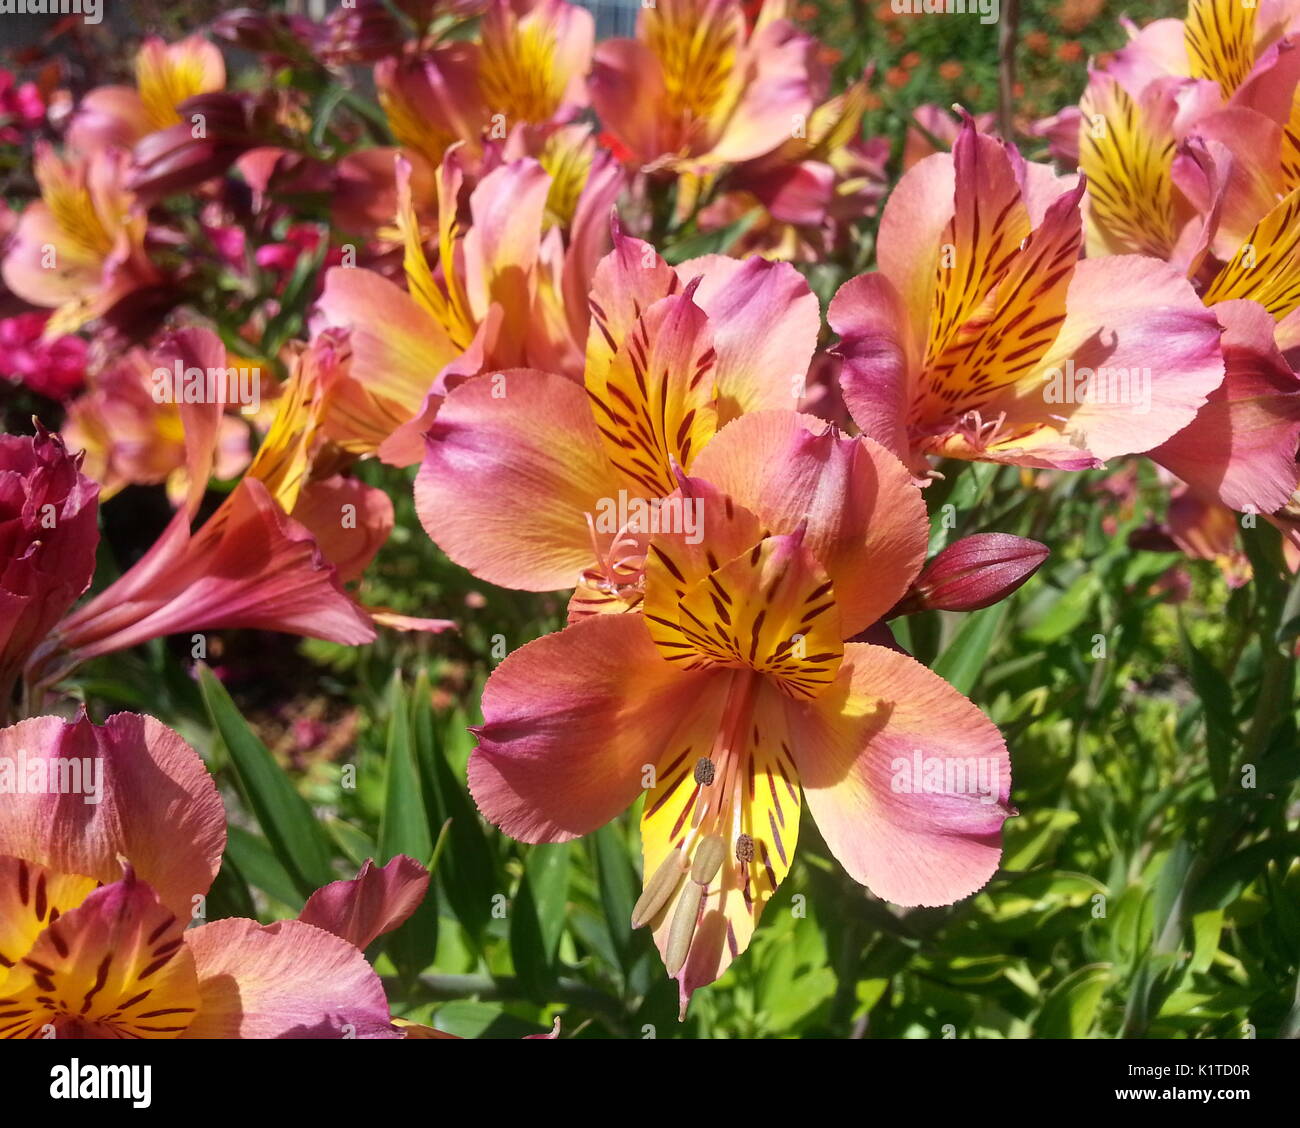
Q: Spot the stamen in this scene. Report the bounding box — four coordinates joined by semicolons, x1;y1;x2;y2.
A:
665;880;703;975
693;757;716;786
631;847;687;929
690;835;726;885
735;833;755;863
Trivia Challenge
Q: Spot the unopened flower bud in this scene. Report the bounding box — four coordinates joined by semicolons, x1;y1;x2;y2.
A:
889;533;1048;617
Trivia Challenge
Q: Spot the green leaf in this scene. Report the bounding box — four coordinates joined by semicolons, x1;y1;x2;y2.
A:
198;665;335;898
508;845;569;999
1034;964;1113;1037
411;680;498;945
224;827;305;911
1178;615;1236;793
590;823;638;974
933;604;1005;695
379;672;433;865
660;209;760;264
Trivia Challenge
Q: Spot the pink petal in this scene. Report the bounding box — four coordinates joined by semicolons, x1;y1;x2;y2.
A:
828;271;918;468
1027;255;1226;461
796;643;1012;906
290;475;393;584
416;368;622;591
589;39;669;165
672;253;821;423
689;411;929;635
0;713;225;919
182;917;398;1038
1150;299;1300;513
298;855;430;951
470;613;724;843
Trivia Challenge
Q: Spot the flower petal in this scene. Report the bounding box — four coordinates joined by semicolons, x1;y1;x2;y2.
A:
0;713;225;920
416;367;622;591
672;253;821;423
182;917;398;1039
690;411;929;635
1150;299;1300;512
297;856;430;952
0;872;200;1039
795;643;1012;906
469;613;723;843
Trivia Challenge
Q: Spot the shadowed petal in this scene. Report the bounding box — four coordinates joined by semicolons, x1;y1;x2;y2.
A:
182;917;398;1039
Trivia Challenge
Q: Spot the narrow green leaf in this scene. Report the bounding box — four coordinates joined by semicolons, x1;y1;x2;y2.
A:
198;665;335;897
933;604;1005;695
379;672;433;865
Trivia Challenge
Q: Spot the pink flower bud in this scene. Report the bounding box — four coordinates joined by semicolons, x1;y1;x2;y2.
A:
890;533;1048;617
0;426;100;712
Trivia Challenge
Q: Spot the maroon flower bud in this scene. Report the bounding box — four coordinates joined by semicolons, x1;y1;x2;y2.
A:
127;93;280;203
0;426;99;715
211;8;316;59
319;0;406;65
889;533;1049;617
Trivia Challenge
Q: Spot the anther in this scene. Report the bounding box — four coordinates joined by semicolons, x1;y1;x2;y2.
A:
735;833;754;863
665;880;703;975
630;848;687;929
690;835;727;885
693;757;715;786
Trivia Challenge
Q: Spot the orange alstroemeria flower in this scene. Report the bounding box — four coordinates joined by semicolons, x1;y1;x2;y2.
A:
312;140;622;465
467;412;1012;1014
589;0;817;175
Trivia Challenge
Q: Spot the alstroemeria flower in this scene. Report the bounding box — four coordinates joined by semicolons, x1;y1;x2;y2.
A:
66;35;225;157
829;118;1224;476
0;312;88;401
0;428;99;718
469;411;1010;1013
590;0;816;174
1073;86;1300;516
376;0;593;172
1070;0;1300;263
695;69;890;261
62;347;251;504
416;222;820;620
0;712;425;1038
0;143;164;339
313;141;619;464
26;329;450;696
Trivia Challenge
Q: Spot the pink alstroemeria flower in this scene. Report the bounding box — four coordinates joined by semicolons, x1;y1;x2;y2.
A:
828;118;1225;477
0;428;99;719
66;35;225;157
376;0;594;172
416;222;820;620
590;0;816;174
1;144;165;339
0;712;428;1038
26;329;451;697
62;347;251;504
468;411;1011;1014
313;142;621;465
0;313;88;401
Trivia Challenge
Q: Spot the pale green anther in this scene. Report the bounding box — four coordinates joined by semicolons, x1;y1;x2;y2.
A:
690;834;727;885
665;879;704;975
630;846;686;928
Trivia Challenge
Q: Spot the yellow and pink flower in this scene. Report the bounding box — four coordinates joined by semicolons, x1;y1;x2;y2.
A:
0;711;427;1038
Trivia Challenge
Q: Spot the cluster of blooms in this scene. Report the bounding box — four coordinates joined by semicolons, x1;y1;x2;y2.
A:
0;0;1297;1033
